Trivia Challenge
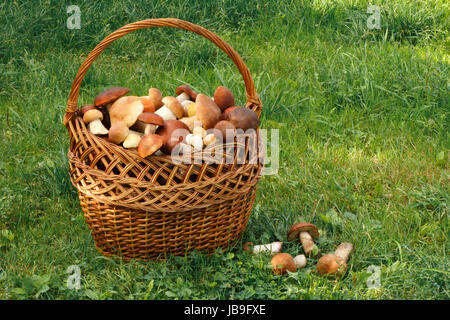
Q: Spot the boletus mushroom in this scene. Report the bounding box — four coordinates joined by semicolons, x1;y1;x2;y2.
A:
133;112;165;135
224;107;259;131
270;253;296;275
139;96;156;113
316;242;354;277
148;88;164;110
213;120;236;143
287;222;321;258
194;94;221;129
155;96;184;121
109;96;144;128
108;122;129;144
243;241;283;255
214;86;235;112
137;134;164;158
155;120;190;154
94;86;130;109
175;84;197;103
81;105;109;135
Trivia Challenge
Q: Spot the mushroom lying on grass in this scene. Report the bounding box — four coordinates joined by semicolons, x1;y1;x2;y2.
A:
242;241;283;255
270;253;307;275
316;242;354;277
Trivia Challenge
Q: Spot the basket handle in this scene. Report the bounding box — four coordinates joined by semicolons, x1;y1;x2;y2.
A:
64;18;262;126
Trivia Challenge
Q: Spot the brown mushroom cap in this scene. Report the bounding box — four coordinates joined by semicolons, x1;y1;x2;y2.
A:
316;254;348;276
220;105;240;121
94;87;130;108
83;109;103;123
213;120;236;140
108;122;129;144
195;94;221;129
137;134;164;158
162;96;184;119
270;253;296;275
225;107;259;131
148;88;164;109
155;120;190;154
175;84;198;101
214;86;235;112
109;97;144;127
137;112;164;126
139;96;156;113
287;222;320;242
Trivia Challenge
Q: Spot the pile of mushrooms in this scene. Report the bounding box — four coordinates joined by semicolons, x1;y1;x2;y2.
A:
80;84;260;159
243;221;354;277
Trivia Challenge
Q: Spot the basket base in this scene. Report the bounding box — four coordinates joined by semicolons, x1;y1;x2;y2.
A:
79;189;256;261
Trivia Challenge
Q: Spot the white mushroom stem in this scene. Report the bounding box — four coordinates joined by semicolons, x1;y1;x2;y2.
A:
252;241;283;254
293;254;307;269
186;134;203;151
334;242;354;262
176;92;190;103
144;124;158;135
299;231;316;255
88;119;109;135
154;105;176;121
122;130;143;149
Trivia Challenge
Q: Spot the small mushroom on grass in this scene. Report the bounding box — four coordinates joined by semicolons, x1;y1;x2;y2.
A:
287;222;321;258
293;254;307;269
270;253;296;275
316;242;354;277
242;241;283;255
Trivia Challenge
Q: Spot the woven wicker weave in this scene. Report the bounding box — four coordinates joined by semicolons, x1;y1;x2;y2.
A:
64;18;263;260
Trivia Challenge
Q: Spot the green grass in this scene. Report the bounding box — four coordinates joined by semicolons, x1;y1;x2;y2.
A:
0;0;448;299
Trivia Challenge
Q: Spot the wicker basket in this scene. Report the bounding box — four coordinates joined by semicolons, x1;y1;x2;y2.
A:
63;18;263;261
